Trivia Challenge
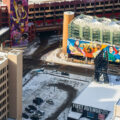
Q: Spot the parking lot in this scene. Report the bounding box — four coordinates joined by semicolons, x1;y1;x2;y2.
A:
22;69;92;120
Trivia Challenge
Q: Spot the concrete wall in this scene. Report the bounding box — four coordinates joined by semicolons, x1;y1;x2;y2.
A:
8;50;22;120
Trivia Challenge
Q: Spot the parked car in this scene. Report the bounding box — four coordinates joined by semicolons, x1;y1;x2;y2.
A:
30;114;40;120
36;110;45;116
46;99;54;105
61;72;69;76
22;113;29;119
25;107;34;113
33;97;44;105
28;105;37;111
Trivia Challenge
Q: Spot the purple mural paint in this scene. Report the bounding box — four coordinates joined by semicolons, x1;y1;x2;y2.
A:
10;0;28;46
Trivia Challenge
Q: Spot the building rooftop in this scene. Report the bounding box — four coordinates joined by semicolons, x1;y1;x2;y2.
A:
0;27;9;37
29;0;76;4
73;82;120;112
114;117;120;120
116;99;120;106
72;14;120;31
0;50;22;65
8;118;15;120
8;49;22;56
28;0;105;5
68;111;82;119
0;52;7;65
0;2;7;7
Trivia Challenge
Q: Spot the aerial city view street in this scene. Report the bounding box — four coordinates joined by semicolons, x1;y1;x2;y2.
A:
0;0;120;120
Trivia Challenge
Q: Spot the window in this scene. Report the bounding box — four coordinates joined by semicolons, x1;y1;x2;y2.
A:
7;74;8;79
70;5;74;8
29;8;34;11
65;5;69;8
40;7;44;10
51;6;54;9
56;6;59;9
45;7;49;10
60;5;64;9
35;8;39;11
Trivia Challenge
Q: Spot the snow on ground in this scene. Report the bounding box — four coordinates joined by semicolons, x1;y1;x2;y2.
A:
23;74;68;120
0;27;9;36
23;69;92;86
23;34;61;56
47;35;62;46
23;68;90;120
108;74;120;85
23;42;40;56
41;48;94;69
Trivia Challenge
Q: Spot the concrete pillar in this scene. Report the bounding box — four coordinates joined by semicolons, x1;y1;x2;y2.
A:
62;11;74;54
8;50;23;120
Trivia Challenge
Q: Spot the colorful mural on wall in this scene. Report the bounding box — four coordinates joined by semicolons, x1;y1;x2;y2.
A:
10;0;28;46
67;38;120;63
104;46;120;63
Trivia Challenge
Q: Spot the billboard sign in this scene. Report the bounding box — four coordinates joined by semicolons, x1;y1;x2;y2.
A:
10;0;28;46
67;38;120;63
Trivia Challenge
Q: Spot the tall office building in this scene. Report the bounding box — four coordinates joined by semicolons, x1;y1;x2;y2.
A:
0;49;22;120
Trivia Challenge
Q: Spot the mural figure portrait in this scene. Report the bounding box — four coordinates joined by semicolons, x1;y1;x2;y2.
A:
69;40;85;56
10;0;28;46
115;49;120;62
107;46;117;62
67;39;120;63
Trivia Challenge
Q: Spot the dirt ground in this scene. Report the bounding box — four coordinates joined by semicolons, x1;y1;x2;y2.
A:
46;83;77;120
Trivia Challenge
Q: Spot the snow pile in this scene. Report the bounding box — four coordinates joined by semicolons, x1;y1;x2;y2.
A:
0;27;9;36
23;42;39;56
0;52;8;65
8;49;21;56
108;74;120;85
41;48;94;69
47;34;62;46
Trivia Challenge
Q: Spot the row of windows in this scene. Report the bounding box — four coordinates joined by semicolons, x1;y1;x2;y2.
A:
0;84;7;93
0;66;8;76
29;6;119;17
0;92;6;102
0;75;8;85
0;99;6;109
29;16;62;21
0;107;6;118
29;0;120;11
1;115;7;120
